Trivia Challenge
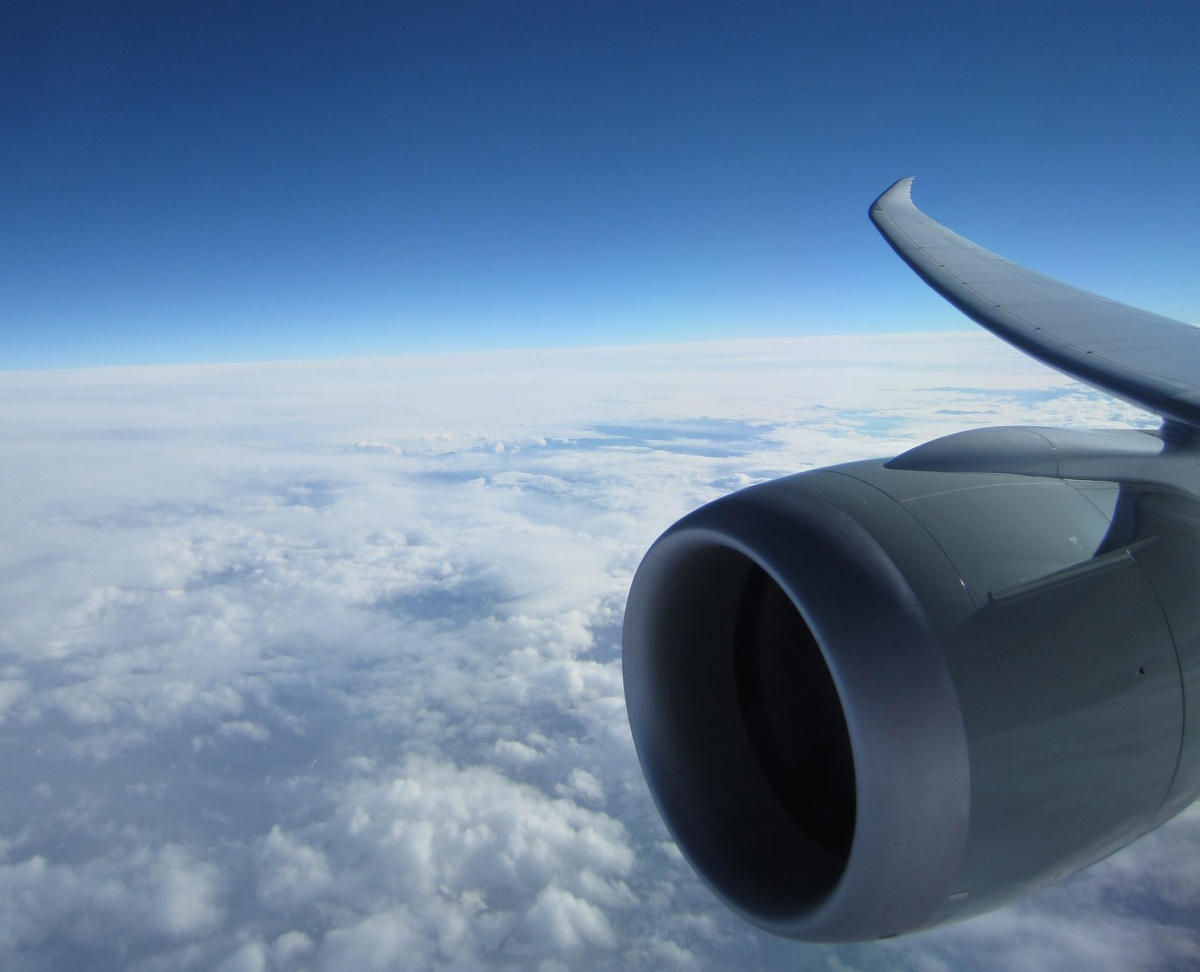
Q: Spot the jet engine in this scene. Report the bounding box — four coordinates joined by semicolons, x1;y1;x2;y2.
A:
622;426;1200;940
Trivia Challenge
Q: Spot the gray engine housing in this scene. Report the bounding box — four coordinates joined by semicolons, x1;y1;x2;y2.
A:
622;428;1200;940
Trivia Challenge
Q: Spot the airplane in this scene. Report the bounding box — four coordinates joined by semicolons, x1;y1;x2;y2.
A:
622;177;1200;941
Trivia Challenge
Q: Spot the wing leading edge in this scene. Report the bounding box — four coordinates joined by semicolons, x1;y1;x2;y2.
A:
870;177;1200;430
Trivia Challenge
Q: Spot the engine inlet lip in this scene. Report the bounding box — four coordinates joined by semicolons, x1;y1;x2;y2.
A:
623;478;970;940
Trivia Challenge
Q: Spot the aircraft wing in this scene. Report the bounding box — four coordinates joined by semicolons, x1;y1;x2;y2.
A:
870;177;1200;430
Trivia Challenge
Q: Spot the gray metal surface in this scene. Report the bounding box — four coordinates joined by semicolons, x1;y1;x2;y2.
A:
870;177;1200;428
622;471;972;940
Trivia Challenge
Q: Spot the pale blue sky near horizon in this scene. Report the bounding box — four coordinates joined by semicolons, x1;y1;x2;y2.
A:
3;0;1199;369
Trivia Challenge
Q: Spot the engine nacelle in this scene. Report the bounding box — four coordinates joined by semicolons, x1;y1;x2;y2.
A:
623;431;1200;940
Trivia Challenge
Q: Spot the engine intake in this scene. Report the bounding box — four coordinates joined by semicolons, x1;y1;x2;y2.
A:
623;453;1200;940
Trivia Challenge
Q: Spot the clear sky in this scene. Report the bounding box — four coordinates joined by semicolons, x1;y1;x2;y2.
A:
3;0;1199;368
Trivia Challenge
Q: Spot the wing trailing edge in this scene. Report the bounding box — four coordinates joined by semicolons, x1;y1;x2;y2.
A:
870;177;1200;430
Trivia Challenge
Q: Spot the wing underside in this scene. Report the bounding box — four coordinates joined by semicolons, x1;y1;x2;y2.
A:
870;178;1200;430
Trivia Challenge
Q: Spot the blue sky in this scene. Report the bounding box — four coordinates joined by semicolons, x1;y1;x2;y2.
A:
3;0;1198;368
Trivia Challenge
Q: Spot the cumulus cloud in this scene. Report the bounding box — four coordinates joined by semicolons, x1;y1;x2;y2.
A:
0;843;222;957
0;336;1189;971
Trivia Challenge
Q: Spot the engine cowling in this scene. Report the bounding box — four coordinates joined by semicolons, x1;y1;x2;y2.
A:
622;433;1200;940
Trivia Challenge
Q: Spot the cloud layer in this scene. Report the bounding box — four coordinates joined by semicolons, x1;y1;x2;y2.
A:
0;335;1193;971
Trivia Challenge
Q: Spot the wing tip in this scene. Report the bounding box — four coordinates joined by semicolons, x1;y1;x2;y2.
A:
869;176;916;221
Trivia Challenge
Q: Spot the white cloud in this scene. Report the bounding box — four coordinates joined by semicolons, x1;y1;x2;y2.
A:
257;825;332;910
317;908;424;972
556;768;604;804
0;336;1188;971
215;941;268;972
525;885;617;950
0;843;222;956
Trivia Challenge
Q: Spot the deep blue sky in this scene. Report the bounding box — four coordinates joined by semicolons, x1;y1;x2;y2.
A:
3;1;1198;368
